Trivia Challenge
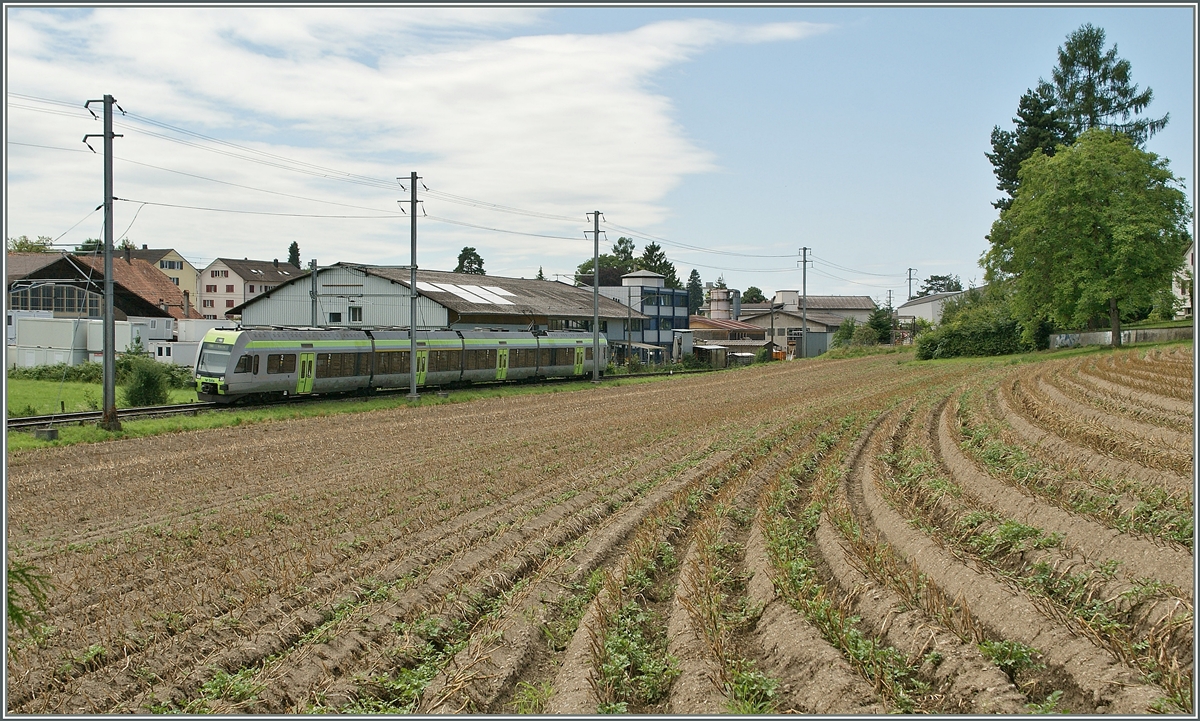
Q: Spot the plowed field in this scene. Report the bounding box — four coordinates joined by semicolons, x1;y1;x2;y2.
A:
5;345;1194;714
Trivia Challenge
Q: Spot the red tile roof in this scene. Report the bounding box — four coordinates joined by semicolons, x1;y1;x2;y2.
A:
72;255;204;319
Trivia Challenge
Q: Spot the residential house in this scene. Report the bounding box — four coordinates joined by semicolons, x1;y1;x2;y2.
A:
1174;241;1194;319
198;258;304;320
127;245;200;301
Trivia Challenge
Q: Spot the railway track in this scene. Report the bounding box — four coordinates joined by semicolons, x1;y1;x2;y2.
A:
6;368;715;432
7;402;219;430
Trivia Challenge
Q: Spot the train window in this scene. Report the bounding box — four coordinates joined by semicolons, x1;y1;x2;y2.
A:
585;347;593;361
465;349;495;370
253;354;260;374
375;350;410;375
538;348;551;367
234;354;254;373
429;350;456;372
555;347;573;366
267;353;297;374
196;342;233;375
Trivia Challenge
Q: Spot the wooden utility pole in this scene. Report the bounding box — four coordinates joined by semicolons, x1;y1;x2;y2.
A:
84;94;122;431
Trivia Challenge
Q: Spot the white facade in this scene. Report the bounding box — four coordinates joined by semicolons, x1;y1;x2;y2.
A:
9;317;144;368
175;318;233;342
7;310;53;344
239;265;449;328
896;292;964;324
1174;242;1194;318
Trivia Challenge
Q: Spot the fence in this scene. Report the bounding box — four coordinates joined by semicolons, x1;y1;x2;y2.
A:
1050;326;1193;349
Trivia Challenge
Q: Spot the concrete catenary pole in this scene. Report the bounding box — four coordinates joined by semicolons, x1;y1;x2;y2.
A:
907;268;916;300
85;95;121;431
408;171;420;400
800;246;810;359
591;211;601;382
310;259;318;326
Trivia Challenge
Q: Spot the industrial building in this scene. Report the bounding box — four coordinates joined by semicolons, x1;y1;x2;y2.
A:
596;270;690;362
231;263;647;342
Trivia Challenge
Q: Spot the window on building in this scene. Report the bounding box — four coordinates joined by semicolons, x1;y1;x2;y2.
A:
157;347;164;356
166;346;172;357
328;312;342;323
202;299;215;308
660;318;673;331
206;284;217;293
226;299;235;307
170;277;179;285
204;314;217;320
675;293;687;307
600;320;607;333
225;285;234;293
211;270;228;278
349;306;362;322
263;285;273;292
248;285;255;293
629;319;642;332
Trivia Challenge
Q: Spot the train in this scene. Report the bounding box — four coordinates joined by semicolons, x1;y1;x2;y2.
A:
194;327;607;404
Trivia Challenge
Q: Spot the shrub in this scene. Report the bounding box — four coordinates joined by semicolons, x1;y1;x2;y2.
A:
121;357;171;407
831;318;857;348
915;286;1033;360
851;325;879;346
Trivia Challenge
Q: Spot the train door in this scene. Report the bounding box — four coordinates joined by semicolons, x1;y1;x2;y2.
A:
415;348;428;386
497;345;509;381
574;343;585;375
297;352;315;394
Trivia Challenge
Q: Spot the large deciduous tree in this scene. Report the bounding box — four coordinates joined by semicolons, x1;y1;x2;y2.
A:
6;235;54;252
1049;23;1168;145
454;247;486;275
742;286;767;304
917;274;963;297
984;129;1191;347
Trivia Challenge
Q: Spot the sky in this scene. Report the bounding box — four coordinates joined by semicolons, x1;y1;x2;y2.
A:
4;5;1196;306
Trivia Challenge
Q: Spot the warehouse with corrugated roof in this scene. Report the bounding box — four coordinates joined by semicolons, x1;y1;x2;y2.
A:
232;263;646;340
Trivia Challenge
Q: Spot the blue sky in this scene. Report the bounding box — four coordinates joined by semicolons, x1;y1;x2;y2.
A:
5;6;1195;305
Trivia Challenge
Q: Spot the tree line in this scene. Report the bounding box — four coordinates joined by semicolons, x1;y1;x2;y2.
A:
926;23;1191;359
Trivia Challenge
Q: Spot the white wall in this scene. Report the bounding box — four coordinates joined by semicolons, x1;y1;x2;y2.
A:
240;267;448;328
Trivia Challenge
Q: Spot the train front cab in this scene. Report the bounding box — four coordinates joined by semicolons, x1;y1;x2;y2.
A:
195;329;246;402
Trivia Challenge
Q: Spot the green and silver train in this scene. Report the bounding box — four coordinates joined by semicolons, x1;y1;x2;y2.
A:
194;327;607;404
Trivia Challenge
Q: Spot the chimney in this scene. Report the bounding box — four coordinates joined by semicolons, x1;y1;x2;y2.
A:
183;290;191;316
273;258;279;268
142;244;147;250
124;246;131;264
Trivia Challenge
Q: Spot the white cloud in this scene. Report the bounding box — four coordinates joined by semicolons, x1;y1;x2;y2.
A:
6;9;828;279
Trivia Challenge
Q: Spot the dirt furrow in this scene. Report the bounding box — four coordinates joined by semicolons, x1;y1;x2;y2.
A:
846;408;1165;714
